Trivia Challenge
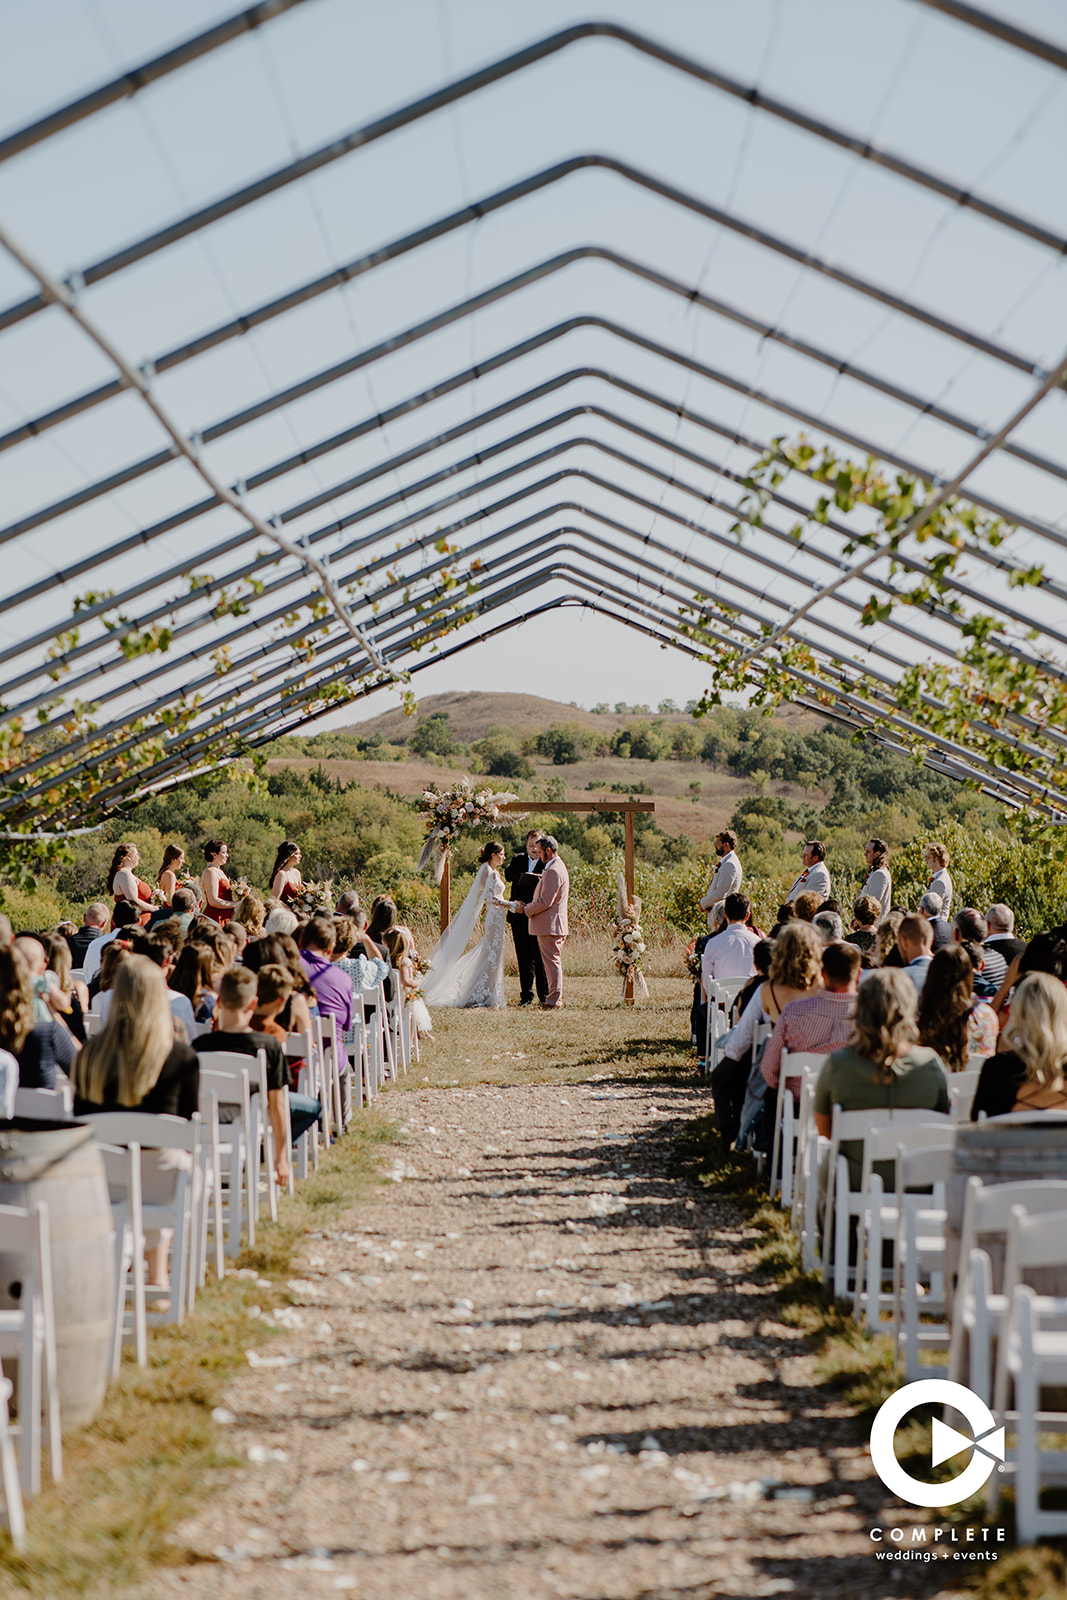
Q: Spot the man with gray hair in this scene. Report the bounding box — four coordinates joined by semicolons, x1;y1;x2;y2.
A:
918;892;953;950
985;903;1025;966
68;902;111;967
813;911;844;945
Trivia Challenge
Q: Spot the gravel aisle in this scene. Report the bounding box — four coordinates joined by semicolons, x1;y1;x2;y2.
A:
152;1080;958;1600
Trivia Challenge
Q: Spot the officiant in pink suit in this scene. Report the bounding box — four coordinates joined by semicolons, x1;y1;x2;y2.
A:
522;836;569;1009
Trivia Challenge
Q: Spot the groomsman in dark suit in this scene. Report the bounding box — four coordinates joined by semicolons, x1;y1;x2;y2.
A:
506;829;548;1007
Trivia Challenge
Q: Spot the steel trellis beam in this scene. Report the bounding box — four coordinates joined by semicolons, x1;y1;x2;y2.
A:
0;0;312;165
1;22;1064;342
8;236;1067;560
908;0;1067;70
0;155;1048;459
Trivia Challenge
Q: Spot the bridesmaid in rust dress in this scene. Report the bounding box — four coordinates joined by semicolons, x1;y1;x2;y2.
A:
107;843;156;928
270;840;303;909
201;839;235;925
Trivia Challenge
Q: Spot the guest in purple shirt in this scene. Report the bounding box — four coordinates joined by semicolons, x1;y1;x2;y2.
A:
299;917;354;1037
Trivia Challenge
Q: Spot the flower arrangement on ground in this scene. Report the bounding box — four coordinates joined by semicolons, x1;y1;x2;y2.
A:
614;873;649;1000
415;778;519;881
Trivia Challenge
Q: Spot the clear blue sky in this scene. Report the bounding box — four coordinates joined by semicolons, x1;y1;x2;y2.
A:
1;0;1065;732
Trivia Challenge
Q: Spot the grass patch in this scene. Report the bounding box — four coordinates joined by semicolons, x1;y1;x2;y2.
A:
410;975;697;1089
0;1107;398;1599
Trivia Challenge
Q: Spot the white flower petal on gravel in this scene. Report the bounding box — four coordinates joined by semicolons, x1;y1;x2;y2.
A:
578;1463;611;1481
247;1444;288;1464
467;1492;497;1506
211;1407;236;1425
384;1468;411;1483
245;1351;296;1369
586;1194;627;1217
351;1459;372;1473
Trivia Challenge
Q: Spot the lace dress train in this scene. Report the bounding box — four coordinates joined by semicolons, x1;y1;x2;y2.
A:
423;864;509;1009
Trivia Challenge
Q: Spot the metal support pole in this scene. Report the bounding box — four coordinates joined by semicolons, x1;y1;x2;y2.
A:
624;812;636;1007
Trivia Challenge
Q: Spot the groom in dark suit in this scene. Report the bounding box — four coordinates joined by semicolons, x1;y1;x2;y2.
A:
506;829;548;1007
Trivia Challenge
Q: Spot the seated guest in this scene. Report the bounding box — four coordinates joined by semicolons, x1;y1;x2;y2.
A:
68;903;111;967
244;934;316;1037
848;895;880;954
85;900;140;982
761;940;860;1099
72;955;200;1288
169;943;217;1028
44;932;89;1043
366;897;398;958
300;918;354;1123
958;937;998;999
918;892;953;951
873;910;905;969
897;913;934;995
147;887;197;934
955;909;1007;989
792;890;822;924
918;945;997;1071
972;972;1067;1120
712;922;823;1147
768;903;795;940
223;921;248;958
96;930;198;1043
814;969;949;1188
701;893;759;991
195;966;320;1184
984;903;1026;967
335;890;361;917
3;942;79;1088
813;911;843;944
384;926;433;1038
732;941;773;1032
264;903;299;937
233;893;266;939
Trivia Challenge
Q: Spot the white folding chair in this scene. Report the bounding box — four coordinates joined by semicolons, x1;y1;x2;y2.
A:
191;1089;225;1289
83;1113;199;1325
857;1120;955;1326
285;1030;320;1176
769;1051;825;1208
1004;1284;1067;1543
0;1202;61;1494
704;976;748;1071
822;1107;951;1304
319;1013;346;1134
947;1177;1067;1404
83;1012;104;1037
0;1377;25;1550
12;1086;73;1120
343;993;369;1111
891;1142;954;1378
98;1142;147;1373
196;1063;255;1257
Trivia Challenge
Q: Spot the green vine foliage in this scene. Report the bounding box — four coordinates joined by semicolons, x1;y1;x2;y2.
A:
678;435;1067;846
0;549;478;890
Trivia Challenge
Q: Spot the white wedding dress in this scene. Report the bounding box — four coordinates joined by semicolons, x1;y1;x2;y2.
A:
422;863;510;1009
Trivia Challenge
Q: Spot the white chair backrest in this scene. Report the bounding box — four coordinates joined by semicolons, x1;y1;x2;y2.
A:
959;1176;1067;1289
780;1050;828;1082
83;1012;104;1037
284;1030;311;1059
197;1052;262;1107
12;1086;72;1120
952;1067;983;1093
83;1110;198;1154
709;977;748;1006
896;1142;955;1193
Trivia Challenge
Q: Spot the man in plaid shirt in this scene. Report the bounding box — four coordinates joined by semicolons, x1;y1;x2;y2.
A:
760;941;860;1101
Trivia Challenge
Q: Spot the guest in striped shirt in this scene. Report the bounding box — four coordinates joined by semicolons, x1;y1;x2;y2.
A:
760;940;861;1101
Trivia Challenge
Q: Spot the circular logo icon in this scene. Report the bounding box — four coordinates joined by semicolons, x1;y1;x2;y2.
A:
869;1378;1005;1508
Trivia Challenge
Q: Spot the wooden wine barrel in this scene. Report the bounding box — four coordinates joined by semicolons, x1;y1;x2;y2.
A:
0;1118;115;1431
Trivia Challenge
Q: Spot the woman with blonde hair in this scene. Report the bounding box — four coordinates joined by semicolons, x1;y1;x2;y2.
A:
814;968;948;1188
972;971;1067;1120
71;955;199;1287
384;925;433;1038
234;891;266;938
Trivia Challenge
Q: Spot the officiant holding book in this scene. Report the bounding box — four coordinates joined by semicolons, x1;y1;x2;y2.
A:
506;829;548;1007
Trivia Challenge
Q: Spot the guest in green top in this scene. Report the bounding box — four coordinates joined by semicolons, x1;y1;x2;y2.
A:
814;967;949;1189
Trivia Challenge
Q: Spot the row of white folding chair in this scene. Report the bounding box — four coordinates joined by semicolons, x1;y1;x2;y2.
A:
285;1030;321;1179
769;1052;825;1211
821;1107;953;1304
196;1055;276;1258
388;983;417;1076
704;976;749;1071
947;1176;1067;1407
890;1142;955;1379
857;1121;956;1328
948;1067;983;1122
98;1142;147;1373
0;1202;61;1497
347;982;396;1103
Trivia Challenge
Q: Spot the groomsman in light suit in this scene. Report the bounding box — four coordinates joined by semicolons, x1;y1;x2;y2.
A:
522;836;569;1009
698;830;742;930
506;829;548;1007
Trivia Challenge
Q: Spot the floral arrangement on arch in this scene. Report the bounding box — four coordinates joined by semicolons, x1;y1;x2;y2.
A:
613;873;649;1000
416;778;519;882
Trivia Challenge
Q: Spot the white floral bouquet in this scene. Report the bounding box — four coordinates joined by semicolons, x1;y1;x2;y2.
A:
415;778;519;881
613;872;649;998
294;878;333;916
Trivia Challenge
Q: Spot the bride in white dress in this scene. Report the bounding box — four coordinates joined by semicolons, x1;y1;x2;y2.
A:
422;842;514;1009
